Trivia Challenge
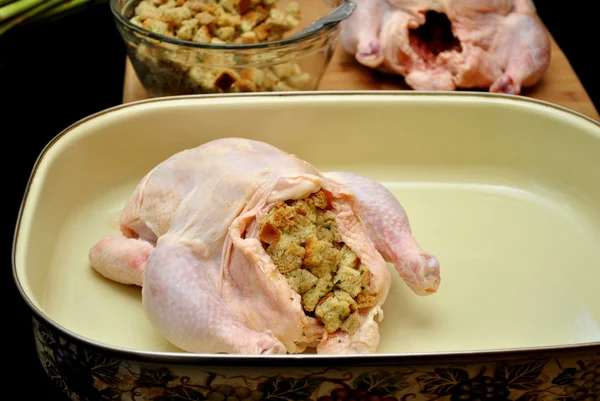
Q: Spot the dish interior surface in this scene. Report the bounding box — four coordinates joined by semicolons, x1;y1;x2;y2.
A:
15;94;600;355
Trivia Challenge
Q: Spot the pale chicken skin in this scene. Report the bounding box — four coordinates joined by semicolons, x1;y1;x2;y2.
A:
88;138;440;355
339;0;551;94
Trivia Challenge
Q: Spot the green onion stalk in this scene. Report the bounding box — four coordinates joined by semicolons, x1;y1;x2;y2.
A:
0;0;46;20
0;0;17;7
0;0;108;37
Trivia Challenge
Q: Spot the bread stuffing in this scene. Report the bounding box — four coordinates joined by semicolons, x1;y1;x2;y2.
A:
130;0;301;45
259;190;376;335
127;0;317;94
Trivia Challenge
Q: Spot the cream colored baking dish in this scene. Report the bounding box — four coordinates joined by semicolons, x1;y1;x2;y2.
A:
13;92;600;401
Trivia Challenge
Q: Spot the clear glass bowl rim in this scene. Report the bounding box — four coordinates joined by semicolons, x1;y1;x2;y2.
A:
110;0;347;51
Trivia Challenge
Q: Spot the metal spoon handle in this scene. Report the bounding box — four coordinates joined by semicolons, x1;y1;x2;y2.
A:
294;1;356;38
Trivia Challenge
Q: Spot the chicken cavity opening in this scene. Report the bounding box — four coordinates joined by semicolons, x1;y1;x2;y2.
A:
259;190;377;335
409;11;462;63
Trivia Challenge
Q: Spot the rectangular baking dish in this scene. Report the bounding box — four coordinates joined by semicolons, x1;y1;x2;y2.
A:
13;91;600;357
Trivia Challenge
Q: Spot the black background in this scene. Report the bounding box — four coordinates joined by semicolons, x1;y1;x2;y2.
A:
2;1;597;399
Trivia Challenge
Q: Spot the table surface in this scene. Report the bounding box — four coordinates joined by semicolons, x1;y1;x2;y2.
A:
123;32;599;121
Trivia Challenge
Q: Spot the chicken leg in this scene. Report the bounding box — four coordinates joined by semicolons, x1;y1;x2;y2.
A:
325;172;440;296
89;236;153;286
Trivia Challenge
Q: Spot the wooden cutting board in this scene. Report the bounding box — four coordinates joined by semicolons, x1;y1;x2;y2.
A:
123;32;599;121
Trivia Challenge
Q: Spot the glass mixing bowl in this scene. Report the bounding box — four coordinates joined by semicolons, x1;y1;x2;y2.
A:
110;0;347;96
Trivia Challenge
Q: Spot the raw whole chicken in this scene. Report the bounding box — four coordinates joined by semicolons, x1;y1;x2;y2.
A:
339;0;551;94
88;138;440;355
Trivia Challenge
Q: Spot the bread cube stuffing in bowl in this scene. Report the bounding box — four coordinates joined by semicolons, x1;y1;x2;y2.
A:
111;0;346;96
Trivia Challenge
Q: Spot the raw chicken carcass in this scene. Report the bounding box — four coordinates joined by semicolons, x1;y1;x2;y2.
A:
339;0;551;94
88;138;440;355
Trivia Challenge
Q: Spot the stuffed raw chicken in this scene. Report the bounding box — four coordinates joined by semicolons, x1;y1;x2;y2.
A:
88;137;441;355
